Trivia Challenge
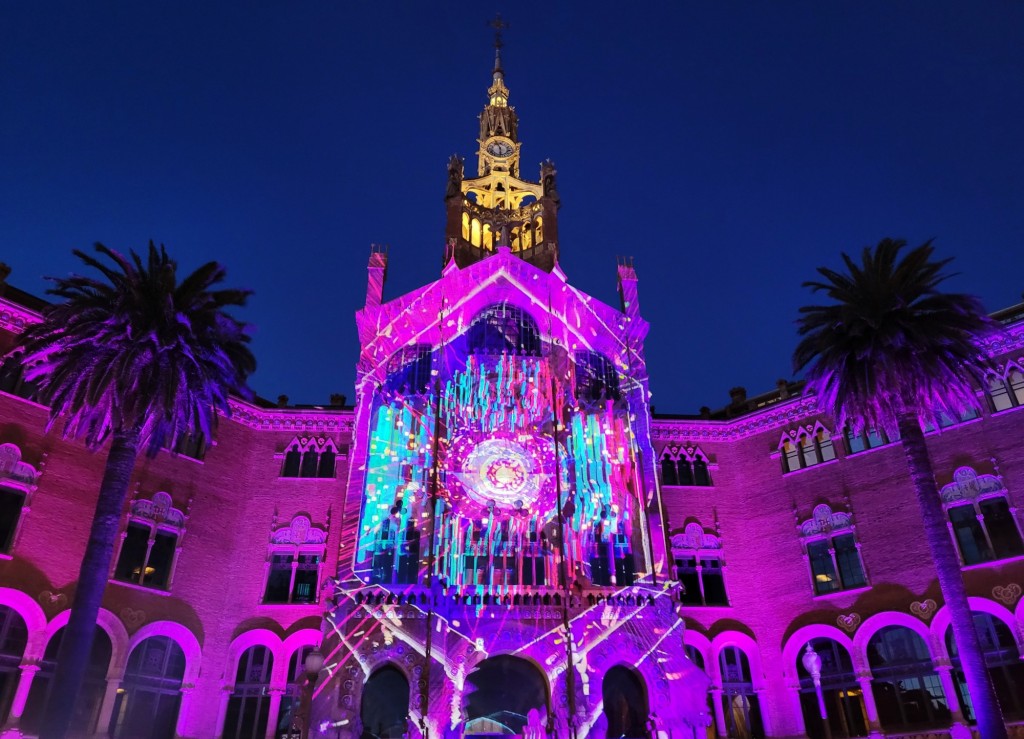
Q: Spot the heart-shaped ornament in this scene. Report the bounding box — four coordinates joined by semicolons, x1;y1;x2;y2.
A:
120;607;146;629
836;613;861;633
992;583;1022;606
36;590;67;612
910;599;938;620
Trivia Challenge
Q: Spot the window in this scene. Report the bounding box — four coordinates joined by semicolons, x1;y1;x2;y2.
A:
466;303;542;356
988;367;1024;412
796;638;867;738
113;492;185;591
0;443;40;555
589;521;634;587
799;505;868;595
109;636;185;739
162;431;206;461
779;424;835;473
224;645;274;739
21;626;112;735
659;445;713;487
718;646;765;738
0;352;39;402
0;605;28;725
939;466;1024;566
946;613;1024;721
574;351;620;403
263;515;327;604
277;646;314;735
671;523;727;606
844;425;898;454
922;407;979;433
280;437;339;479
868;626;948;731
386;344;433;395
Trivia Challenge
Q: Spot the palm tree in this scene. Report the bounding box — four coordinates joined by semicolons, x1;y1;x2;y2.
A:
793;238;1007;738
15;242;255;739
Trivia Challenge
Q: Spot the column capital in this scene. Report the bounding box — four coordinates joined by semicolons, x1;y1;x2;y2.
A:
17;664;40;676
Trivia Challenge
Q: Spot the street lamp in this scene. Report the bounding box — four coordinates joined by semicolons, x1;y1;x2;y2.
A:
801;643;832;739
291;647;324;739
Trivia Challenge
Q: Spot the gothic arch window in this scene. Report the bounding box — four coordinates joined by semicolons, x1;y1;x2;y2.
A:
795;638;867;738
280;437;340;479
534;216;544;242
21;626;112;734
109;635;186;739
278;645;315;734
798;504;867;595
0;443;40;555
659;445;713;487
467;303;542;356
0;605;28;724
471;218;482;247
843;424;898;455
718;646;765;738
360;665;410;739
263;515;327;605
671;523;727;606
779;423;835;473
988;364;1024;412
867;626;947;731
945;612;1024;720
602;665;648;739
939;466;1024;565
113;492;186;591
224;645;274;739
461;212;470;241
574;351;621;403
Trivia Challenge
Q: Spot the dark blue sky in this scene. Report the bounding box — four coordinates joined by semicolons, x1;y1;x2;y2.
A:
2;3;1022;414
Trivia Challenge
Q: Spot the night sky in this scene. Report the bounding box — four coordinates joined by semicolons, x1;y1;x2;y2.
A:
2;3;1022;414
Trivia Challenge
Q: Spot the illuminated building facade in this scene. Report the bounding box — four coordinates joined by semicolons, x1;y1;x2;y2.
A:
1;33;1024;739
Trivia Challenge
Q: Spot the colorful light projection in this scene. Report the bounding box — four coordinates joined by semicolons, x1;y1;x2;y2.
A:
355;335;645;591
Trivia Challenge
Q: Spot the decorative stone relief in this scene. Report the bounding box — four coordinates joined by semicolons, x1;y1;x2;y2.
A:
939;466;1004;504
836;613;861;633
670;522;721;552
0;443;40;486
799;504;853;537
120;607;146;630
36;590;67;614
270;514;327;545
992;583;1022;606
910;599;938;621
130;491;186;529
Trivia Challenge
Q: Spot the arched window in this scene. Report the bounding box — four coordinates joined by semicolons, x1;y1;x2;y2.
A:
109;636;186;739
0;605;28;724
603;665;647;738
574;351;620;403
224;645;274;739
684;645;705;671
471;218;482;247
21;626;111;734
660;446;713;487
798;505;867;595
534;216;544;243
280;437;341;479
277;645;314;735
0;351;39;401
264;515;327;604
360;665;410;739
989;366;1024;411
940;466;1024;565
867;626;947;731
796;638;866;738
671;523;727;606
461;212;470;241
114;491;186;591
780;424;835;473
718;646;764;738
483;223;493;249
0;443;40;554
386;344;433;395
945;612;1024;721
467;303;542;356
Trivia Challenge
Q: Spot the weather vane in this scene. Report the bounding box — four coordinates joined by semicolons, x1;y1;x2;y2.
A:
488;13;509;50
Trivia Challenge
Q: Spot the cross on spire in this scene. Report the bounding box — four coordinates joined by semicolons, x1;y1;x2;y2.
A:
488;13;509;50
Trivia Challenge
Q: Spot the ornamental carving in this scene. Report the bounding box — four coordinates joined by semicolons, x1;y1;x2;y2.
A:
37;590;67;614
670;523;721;552
0;443;39;487
130;491;186;529
910;599;938;621
992;583;1022;606
836;613;861;633
271;514;327;545
799;504;853;537
939;466;1004;504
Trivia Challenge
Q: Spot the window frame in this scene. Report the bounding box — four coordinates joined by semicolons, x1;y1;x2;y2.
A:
262;515;328;606
939;466;1024;567
111;492;186;592
671;523;728;607
779;423;836;474
0;443;40;557
278;436;342;479
798;504;869;596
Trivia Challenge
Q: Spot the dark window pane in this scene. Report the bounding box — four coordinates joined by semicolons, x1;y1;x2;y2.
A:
0;487;25;553
292;555;320;603
701;559;728;606
808;540;838;595
660;458;678;486
264;554;292;603
693;459;710;486
145;532;177;589
318;450;336;478
300;451;319;478
678;460;694;486
949;505;991;565
834;534;867;589
282;448;301;477
980;498;1024;559
114;524;150;584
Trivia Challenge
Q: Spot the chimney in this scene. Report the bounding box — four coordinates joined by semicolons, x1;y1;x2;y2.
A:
729;386;747;406
330;393;347;407
277;394;289;408
776;379;790;399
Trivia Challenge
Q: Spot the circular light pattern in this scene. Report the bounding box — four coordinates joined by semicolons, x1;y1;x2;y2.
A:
462;438;540;507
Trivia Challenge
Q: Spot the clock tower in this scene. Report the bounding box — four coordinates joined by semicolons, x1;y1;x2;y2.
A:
444;19;561;272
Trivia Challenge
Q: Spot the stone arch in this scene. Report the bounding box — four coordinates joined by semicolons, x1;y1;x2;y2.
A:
127;621;202;685
277;628;321;690
360;661;412;739
462;653;549;736
46;607;130;680
226;628;282;686
853;611;935;666
709;631;765;689
0;587;47;661
602;663;648;739
683;629;712;670
782;623;858;677
930;597;1023;659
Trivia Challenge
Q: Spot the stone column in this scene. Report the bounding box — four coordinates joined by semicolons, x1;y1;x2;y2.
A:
94;675;123;736
710;688;726;737
784;679;807;737
934;663;969;727
265;688;285;739
4;663;39;726
855;671;884;738
214;686;233;738
175;684;195;739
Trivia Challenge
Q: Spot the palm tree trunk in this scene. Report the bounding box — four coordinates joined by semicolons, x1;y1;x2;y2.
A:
39;428;141;739
896;415;1007;739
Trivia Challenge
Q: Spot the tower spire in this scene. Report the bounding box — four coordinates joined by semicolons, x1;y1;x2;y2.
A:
488;13;508;82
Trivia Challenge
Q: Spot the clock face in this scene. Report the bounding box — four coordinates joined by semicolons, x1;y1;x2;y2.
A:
486;140;514;158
